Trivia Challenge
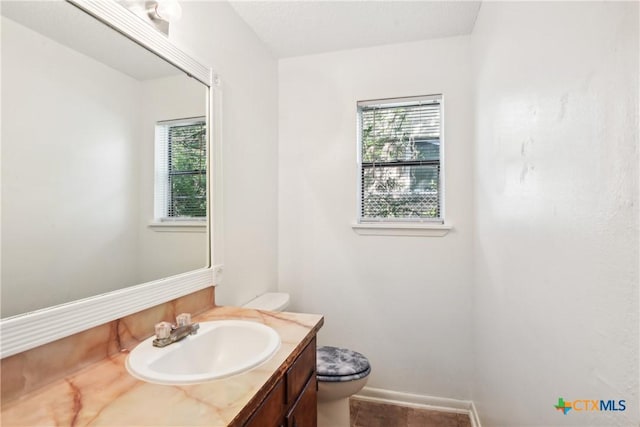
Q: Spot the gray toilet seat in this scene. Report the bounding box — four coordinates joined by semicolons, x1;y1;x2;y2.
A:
316;346;371;382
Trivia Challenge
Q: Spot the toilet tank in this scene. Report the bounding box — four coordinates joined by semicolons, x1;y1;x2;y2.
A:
243;292;290;312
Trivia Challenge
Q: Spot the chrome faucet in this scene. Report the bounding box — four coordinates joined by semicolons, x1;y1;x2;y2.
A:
153;313;200;348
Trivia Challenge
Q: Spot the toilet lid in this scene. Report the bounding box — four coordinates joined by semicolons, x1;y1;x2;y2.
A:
316;346;371;382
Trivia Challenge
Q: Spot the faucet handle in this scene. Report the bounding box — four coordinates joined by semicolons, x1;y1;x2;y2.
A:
154;321;172;340
176;313;192;327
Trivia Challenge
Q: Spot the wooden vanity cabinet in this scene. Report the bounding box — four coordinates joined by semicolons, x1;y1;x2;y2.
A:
243;379;286;427
243;338;317;427
285;374;317;427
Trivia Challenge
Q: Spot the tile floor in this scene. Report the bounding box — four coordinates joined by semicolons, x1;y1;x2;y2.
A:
350;398;472;427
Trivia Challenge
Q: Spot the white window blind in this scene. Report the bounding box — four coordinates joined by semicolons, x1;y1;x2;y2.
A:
154;117;207;220
358;94;443;222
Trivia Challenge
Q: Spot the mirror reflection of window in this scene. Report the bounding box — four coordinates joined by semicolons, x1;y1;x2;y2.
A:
154;117;207;221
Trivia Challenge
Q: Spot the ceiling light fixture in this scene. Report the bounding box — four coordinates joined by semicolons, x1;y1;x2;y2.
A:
152;0;182;22
145;0;182;35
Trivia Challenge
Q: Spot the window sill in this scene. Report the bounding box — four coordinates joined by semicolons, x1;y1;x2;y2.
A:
351;222;452;237
148;221;207;233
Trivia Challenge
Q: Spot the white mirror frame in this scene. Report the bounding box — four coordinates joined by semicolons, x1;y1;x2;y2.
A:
0;0;223;359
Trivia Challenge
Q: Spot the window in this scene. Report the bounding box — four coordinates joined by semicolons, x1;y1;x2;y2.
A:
154;117;207;221
357;94;443;223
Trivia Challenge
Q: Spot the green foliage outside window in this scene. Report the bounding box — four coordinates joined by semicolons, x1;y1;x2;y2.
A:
168;122;207;218
360;102;441;219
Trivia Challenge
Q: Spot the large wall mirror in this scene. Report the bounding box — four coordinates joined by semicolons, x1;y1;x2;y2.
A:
0;0;218;357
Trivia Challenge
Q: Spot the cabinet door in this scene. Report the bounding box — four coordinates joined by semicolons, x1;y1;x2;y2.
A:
285;375;317;427
244;379;286;427
286;338;316;405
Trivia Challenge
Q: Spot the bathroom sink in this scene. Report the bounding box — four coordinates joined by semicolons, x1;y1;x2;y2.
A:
126;320;281;385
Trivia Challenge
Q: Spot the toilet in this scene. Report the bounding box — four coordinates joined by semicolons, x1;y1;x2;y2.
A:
243;292;371;427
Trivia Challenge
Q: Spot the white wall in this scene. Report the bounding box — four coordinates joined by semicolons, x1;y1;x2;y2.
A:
1;17;140;316
137;75;208;283
278;38;474;398
169;1;279;306
471;2;639;426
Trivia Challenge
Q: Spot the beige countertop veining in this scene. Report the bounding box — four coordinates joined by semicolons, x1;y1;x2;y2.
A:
0;306;324;426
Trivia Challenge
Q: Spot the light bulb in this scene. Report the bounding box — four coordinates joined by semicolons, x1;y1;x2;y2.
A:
155;0;182;22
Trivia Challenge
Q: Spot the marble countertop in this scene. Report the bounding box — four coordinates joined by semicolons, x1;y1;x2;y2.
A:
1;306;324;426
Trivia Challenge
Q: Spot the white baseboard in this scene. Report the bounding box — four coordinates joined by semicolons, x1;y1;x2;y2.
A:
353;387;482;427
470;401;482;427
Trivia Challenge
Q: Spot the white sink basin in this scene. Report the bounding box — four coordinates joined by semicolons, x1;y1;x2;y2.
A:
126;320;281;385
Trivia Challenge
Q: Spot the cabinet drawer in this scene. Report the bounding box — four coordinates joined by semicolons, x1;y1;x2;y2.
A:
286;338;316;405
285;374;317;427
244;378;286;427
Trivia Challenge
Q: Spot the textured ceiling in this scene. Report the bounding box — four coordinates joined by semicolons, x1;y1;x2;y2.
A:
229;1;482;58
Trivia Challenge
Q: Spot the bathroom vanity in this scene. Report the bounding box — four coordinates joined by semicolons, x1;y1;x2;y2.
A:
0;305;323;426
244;338;317;427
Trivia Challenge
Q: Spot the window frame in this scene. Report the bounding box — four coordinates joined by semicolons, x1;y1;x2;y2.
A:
356;94;446;228
154;116;208;224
